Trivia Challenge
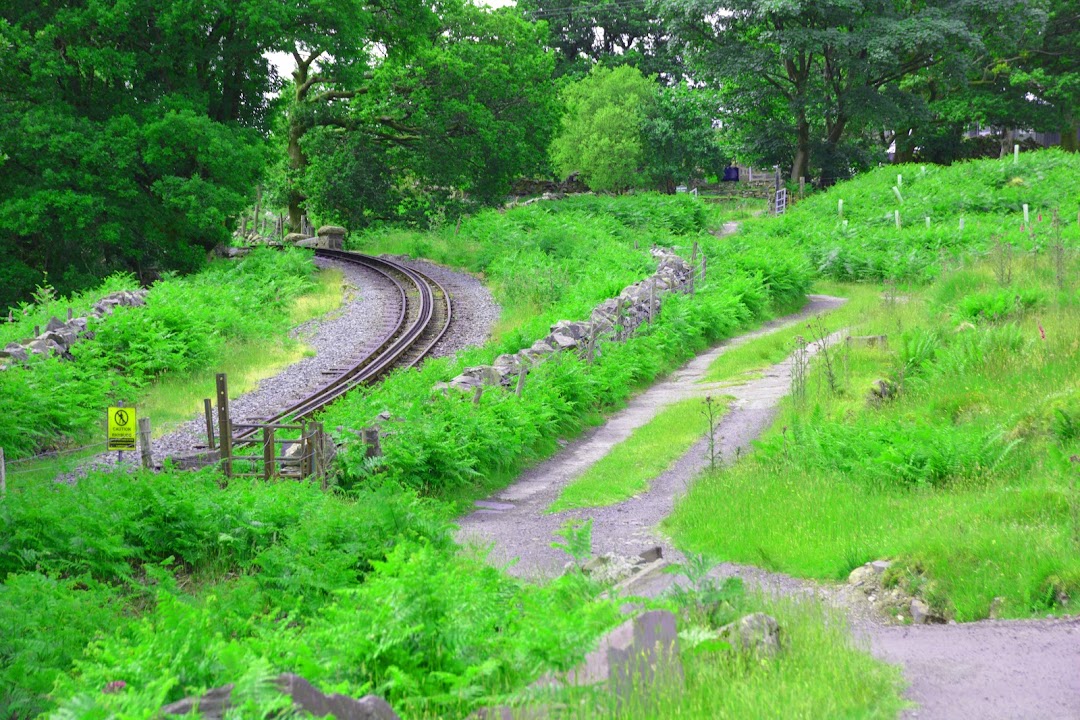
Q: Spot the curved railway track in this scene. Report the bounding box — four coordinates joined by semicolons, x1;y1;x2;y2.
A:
234;249;451;441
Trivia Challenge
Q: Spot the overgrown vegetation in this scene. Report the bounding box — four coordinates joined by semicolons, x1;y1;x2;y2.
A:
0;249;319;459
668;264;1080;621
0;194;829;717
326;193;810;502
744;150;1080;283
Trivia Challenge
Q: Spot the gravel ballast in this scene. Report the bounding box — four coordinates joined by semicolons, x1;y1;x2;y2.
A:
62;254;500;477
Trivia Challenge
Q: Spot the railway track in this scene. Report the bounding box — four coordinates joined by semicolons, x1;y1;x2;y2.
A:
234;249;451;440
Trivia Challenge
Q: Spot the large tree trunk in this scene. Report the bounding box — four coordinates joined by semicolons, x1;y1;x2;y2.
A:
790;114;811;182
287;117;306;233
1061;122;1079;152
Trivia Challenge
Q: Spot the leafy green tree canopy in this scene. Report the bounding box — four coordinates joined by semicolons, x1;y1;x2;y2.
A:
551;65;657;192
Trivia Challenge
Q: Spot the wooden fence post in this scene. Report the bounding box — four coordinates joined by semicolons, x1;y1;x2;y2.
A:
515;368;527;397
1;447;6;496
311;422;325;479
203;399;216;450
799;176;805;197
138;417;153;469
472;385;484;405
262;426;275;480
216;373;232;478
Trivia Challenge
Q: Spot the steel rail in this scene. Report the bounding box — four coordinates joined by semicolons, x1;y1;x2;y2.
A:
233;249;451;440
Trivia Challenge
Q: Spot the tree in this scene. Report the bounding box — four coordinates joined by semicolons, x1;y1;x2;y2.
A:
663;0;1036;181
517;0;679;80
642;84;725;192
551;64;721;192
277;0;437;231
0;0;273;308
1012;0;1080;151
551;65;656;192
299;2;561;228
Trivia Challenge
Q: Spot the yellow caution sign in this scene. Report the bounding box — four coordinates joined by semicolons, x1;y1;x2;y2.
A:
107;407;137;451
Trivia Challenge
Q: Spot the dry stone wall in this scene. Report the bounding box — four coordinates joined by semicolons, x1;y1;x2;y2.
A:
0;289;149;367
442;248;694;392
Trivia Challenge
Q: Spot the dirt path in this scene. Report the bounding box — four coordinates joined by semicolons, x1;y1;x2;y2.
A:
457;296;1080;720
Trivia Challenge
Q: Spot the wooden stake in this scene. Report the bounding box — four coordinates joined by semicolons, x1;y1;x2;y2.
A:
203;399;216;450
252;185;262;237
472;385;484;405
138;417;152;469
799;177;805;196
262;426;275;480
1;447;6;496
216;373;232;478
515;368;527;397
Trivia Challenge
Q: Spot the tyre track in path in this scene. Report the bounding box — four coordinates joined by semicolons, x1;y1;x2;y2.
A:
456;294;1080;720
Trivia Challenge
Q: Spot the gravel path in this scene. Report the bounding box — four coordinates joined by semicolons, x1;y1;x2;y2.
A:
456;294;1080;720
67;254;499;475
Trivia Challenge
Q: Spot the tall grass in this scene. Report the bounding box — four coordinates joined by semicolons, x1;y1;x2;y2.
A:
740;149;1080;283
667;259;1080;621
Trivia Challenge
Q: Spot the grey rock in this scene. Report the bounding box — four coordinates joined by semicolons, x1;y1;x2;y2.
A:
161;675;400;720
871;560;892;574
316;225;346;250
1;344;28;362
910;598;946;625
161;683;235;717
548;331;578;350
462;365;504;386
720;612;783;657
45;316;66;332
848;564;878;590
550;610;681;695
638;546;663;563
278;674;400;720
284;232;309;244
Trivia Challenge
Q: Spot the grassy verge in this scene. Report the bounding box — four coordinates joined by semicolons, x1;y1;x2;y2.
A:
140;267;344;436
575;599;904;719
549;397;722;512
667;260;1080;621
700;282;881;384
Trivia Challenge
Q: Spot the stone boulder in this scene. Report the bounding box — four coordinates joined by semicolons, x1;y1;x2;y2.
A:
719;613;783;657
910;598;946;625
161;673;401;720
317;225;347;250
284;232;310;244
542;610;682;696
